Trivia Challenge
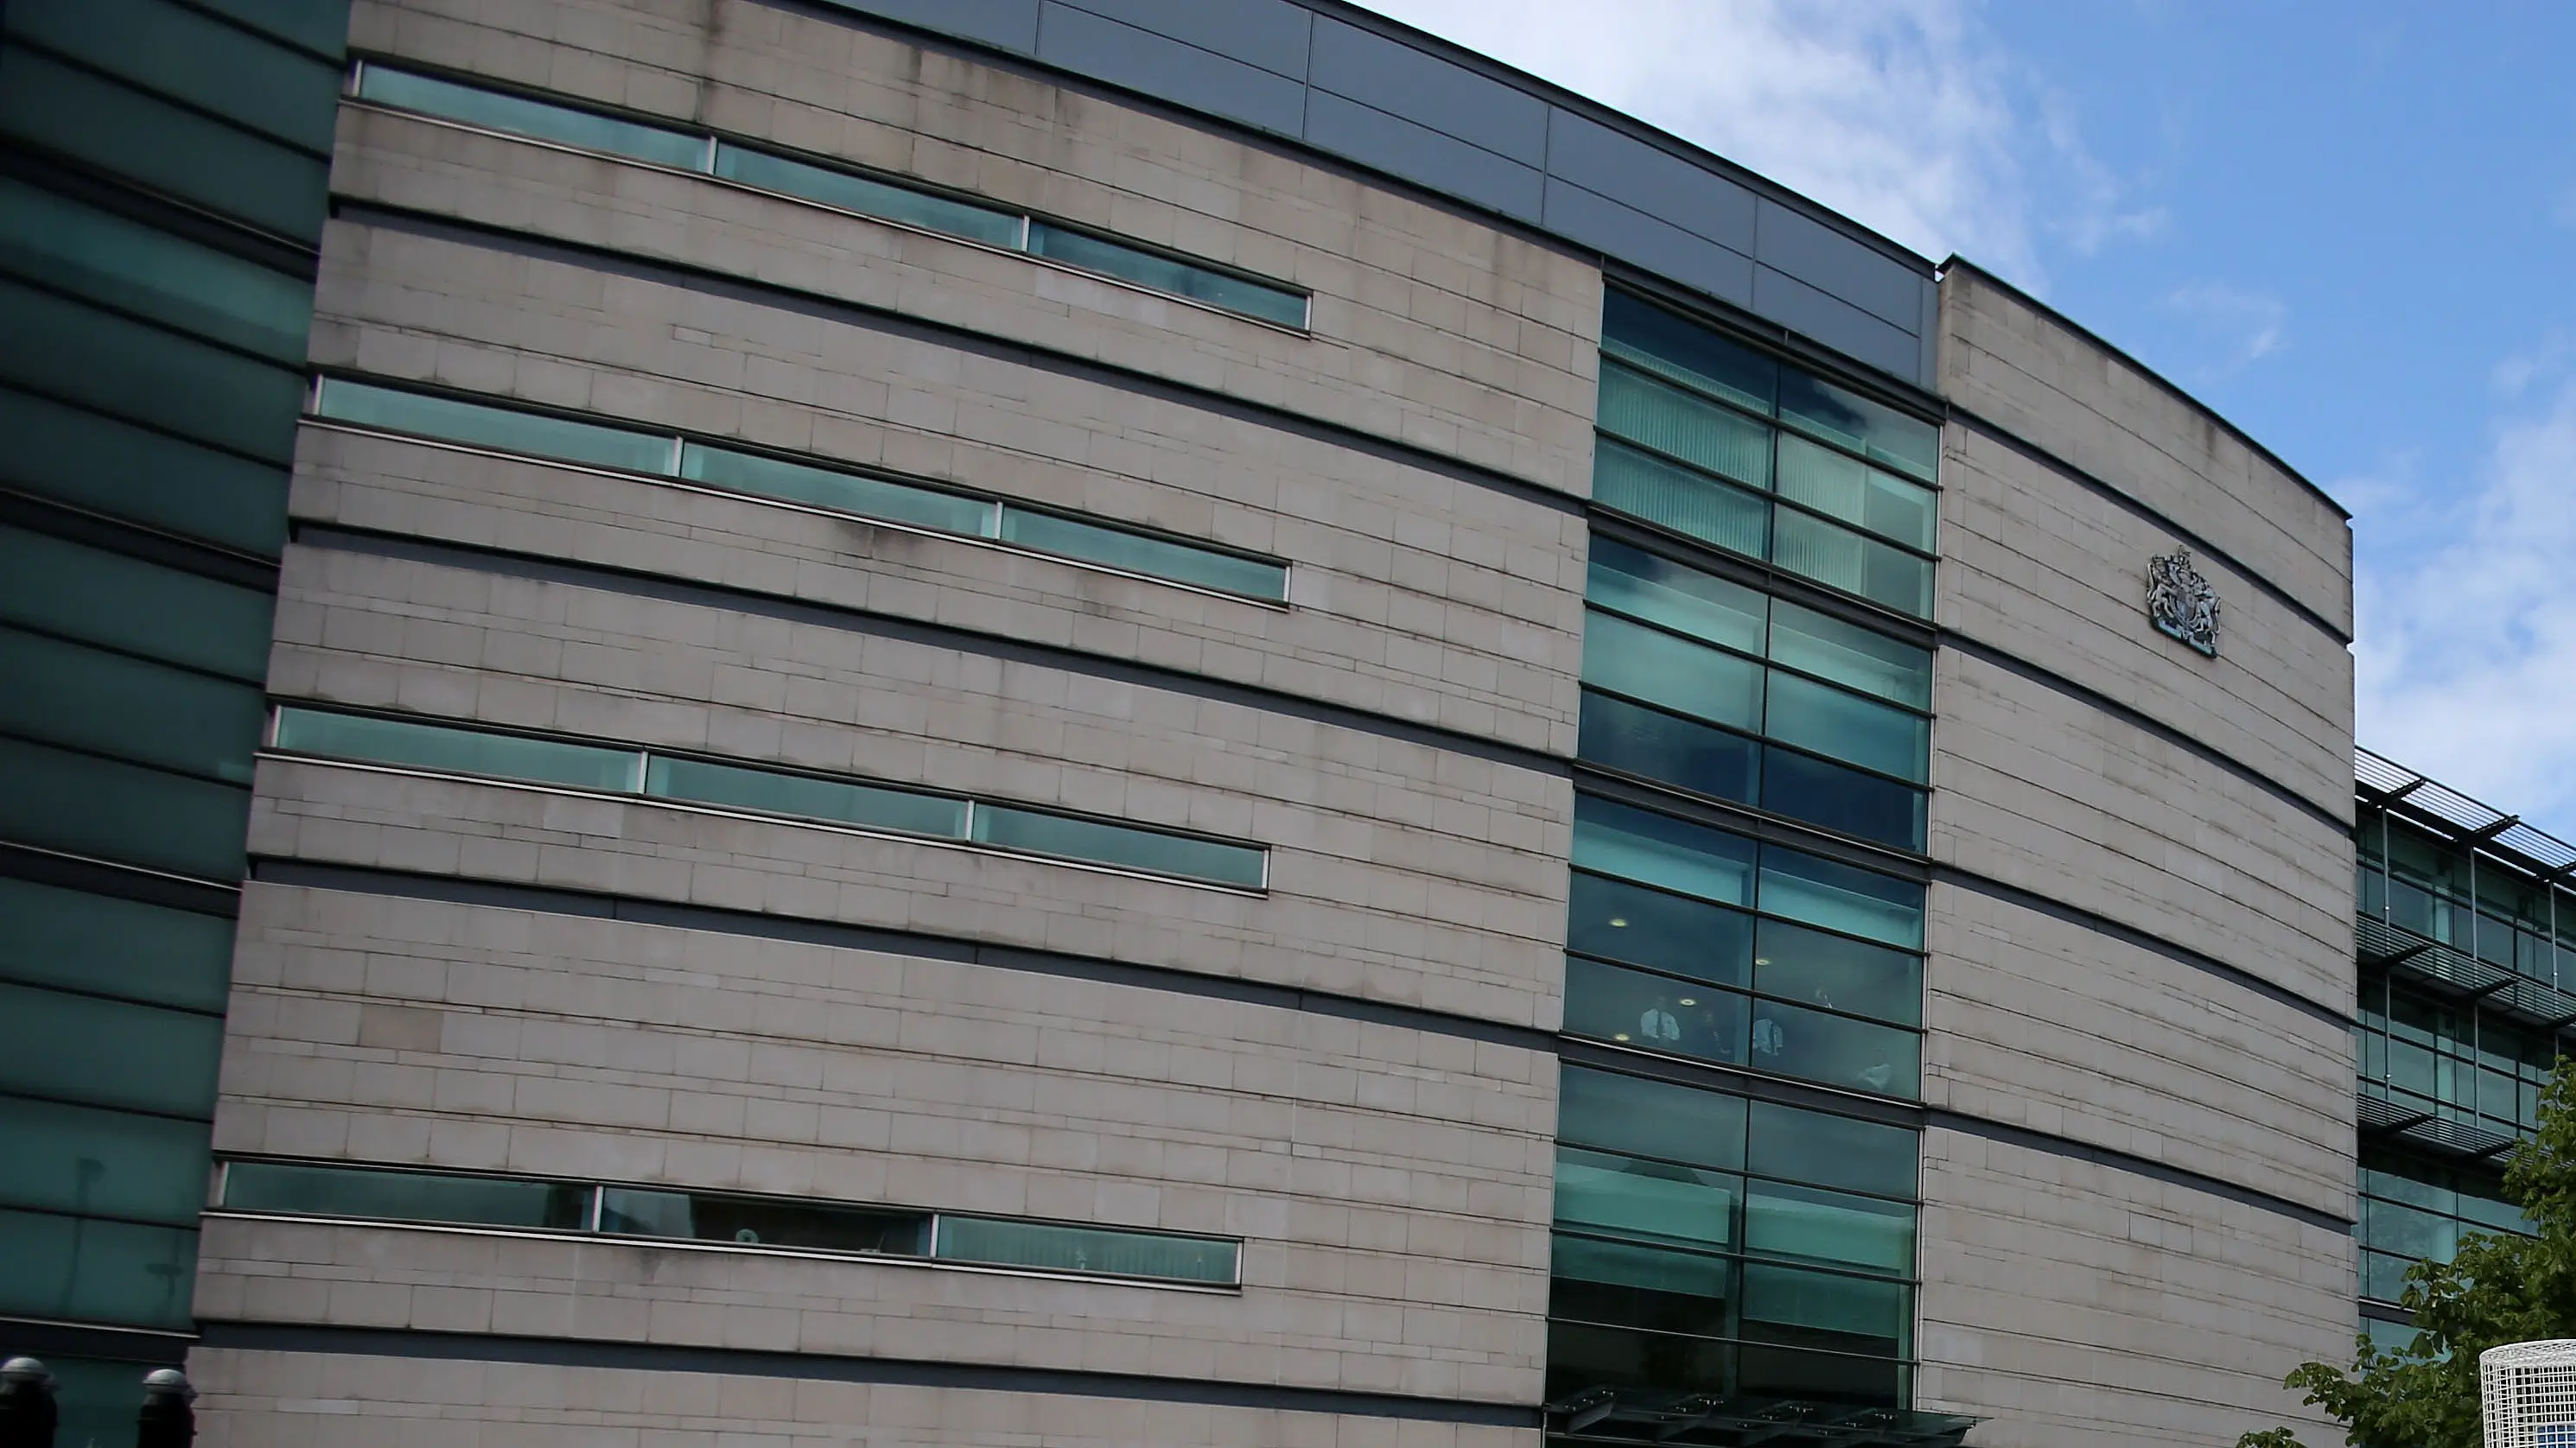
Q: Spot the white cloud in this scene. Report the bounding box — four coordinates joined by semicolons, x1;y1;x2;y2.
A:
2356;376;2576;828
1353;0;2159;289
2159;281;2287;374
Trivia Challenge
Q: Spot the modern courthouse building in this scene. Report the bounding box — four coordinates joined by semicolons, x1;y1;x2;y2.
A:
2;0;2431;1444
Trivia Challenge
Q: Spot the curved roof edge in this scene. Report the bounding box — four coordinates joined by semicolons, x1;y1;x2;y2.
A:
1939;256;2350;523
796;0;1943;389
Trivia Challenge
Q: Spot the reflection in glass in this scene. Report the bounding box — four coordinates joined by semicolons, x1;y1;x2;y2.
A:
1760;747;1925;853
713;143;1021;246
999;507;1288;599
1588;537;1770;653
1550;1234;1736;1337
1748;1101;1917;1200
1582;613;1764;733
313;378;674;474
1601;289;1778;415
1758;845;1924;949
357;65;708;169
1578;691;1760;808
1556;1065;1747;1172
1748;997;1917;1097
1571;796;1757;908
272;708;643;793
1027;223;1308;327
645;755;966;839
1592;440;1770;561
680;442;995;536
1600;365;1774;487
936;1215;1239;1283
971;805;1266;888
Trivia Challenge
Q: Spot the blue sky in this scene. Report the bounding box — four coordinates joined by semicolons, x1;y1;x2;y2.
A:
1364;0;2576;835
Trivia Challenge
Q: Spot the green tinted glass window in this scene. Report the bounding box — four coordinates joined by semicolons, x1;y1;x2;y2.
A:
711;143;1021;247
1747;996;1918;1097
1566;870;1753;988
0;736;251;880
0;178;314;362
313;378;675;474
1768;600;1930;710
0;48;328;241
9;0;343;152
1753;918;1920;1029
935;1215;1239;1284
1772;509;1935;619
645;755;965;839
1577;689;1761;808
223;1160;591;1229
1582;612;1762;734
1562;956;1749;1070
601;1187;925;1254
0;1207;198;1330
0;390;289;556
1601;291;1777;416
272;708;643;792
357;65;707;170
1587;537;1768;653
0;981;223;1118
1760;749;1924;854
1744;1179;1913;1275
0;525;276;680
0;278;304;462
1778;372;1939;483
0;1097;212;1226
679;443;994;536
1763;672;1927;784
1746;1102;1916;1199
1740;1261;1910;1353
1587;536;1771;649
1599;365;1772;487
970;806;1266;888
1592;440;1769;561
1554;1145;1738;1252
0;876;235;1013
1571;795;1756;907
1027;223;1308;328
999;507;1288;600
1757;847;1922;949
1556;1065;1746;1172
1775;435;1937;552
0;631;267;784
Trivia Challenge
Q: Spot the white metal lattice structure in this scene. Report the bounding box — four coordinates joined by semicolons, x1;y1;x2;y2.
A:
2483;1340;2576;1447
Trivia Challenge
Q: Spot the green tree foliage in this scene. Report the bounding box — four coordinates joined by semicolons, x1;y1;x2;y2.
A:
2239;1070;2576;1447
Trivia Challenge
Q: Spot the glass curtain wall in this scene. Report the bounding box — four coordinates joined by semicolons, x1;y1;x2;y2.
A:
2352;800;2567;1341
1549;291;1940;1418
0;0;353;1428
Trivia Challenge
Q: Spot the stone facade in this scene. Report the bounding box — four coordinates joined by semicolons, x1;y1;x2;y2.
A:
174;5;2357;1446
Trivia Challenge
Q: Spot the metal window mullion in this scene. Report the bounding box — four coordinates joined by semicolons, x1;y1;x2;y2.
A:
629;749;651;796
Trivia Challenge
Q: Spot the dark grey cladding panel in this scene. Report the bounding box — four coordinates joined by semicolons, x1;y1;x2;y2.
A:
812;0;1040;52
1307;17;1549;166
1543;177;1752;308
1050;0;1312;80
1754;197;1926;333
795;0;1938;387
1545;110;1755;254
1752;264;1919;380
1306;90;1543;222
1036;3;1310;135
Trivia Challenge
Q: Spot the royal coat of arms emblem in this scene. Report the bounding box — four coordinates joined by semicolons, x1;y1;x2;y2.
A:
2146;548;2219;657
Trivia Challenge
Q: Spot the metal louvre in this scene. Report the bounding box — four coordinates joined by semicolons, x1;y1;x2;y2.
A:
1547;1388;1975;1448
2356;914;2576;1032
2356;1088;2519;1160
2357;746;2576;881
